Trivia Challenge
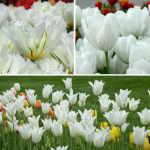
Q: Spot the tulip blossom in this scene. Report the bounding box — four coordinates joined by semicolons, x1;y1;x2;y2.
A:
101;127;110;142
95;1;102;10
66;88;78;104
41;119;52;130
51;119;63;137
121;123;130;133
78;109;92;118
111;101;120;110
31;126;45;144
67;111;78;123
62;78;72;90
5;90;15;102
23;107;32;118
28;115;40;128
1;95;9;106
25;89;35;99
93;129;108;148
55;111;68;125
17;124;32;140
15;99;24;112
51;146;68;150
28;95;37;106
79;93;90;103
68;121;83;137
4;102;16;117
104;108;129;126
78;101;85;107
120;0;129;9
83;126;96;143
14;83;20;92
42;84;54;99
52;91;65;104
42;102;51;114
116;6;150;37
128;98;140;111
99;98;111;112
108;0;118;5
89;80;104;96
133;126;150;146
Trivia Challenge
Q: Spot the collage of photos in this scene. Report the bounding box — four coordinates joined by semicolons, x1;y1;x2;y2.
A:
0;0;150;150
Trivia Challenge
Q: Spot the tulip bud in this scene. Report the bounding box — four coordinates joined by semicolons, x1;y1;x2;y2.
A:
100;122;107;130
49;107;52;116
4;126;8;135
144;138;150;150
0;104;3;111
46;139;50;149
120;0;129;9
92;110;94;117
19;93;25;96
17;112;21;118
114;138;119;143
95;110;97;116
36;100;42;109
129;132;134;144
20;120;24;126
31;109;33;117
51;111;56;118
95;1;102;10
94;118;97;126
109;130;114;142
112;127;119;139
63;119;69;128
108;0;118;5
3;120;6;127
3;113;7;119
23;100;29;108
147;1;150;8
14;83;20;92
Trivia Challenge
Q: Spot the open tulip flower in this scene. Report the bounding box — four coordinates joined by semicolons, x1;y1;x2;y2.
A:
62;77;72;90
42;102;51;114
66;88;78;105
28;115;40;128
4;102;16;117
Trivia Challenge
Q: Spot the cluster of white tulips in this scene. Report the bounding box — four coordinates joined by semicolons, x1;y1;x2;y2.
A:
75;5;150;74
0;1;74;74
1;78;150;150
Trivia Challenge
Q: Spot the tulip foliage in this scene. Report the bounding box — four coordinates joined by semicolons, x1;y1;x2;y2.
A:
0;77;150;150
0;1;74;74
76;3;150;74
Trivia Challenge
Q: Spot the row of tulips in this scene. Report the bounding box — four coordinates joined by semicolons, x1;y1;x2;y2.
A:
1;78;150;149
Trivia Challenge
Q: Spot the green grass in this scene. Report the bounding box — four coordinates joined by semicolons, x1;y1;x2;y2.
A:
0;76;150;141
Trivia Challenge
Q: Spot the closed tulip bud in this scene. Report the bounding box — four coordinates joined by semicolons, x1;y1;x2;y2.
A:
23;100;28;108
92;110;94;117
113;127;119;139
62;78;72;90
36;100;42;109
3;120;6;127
14;83;20;92
31;109;33;117
49;107;52;116
95;110;97;116
100;122;107;130
51;111;56;118
20;120;24;126
129;132;134;144
108;0;118;5
120;0;129;9
20;93;25;97
3;113;7;119
46;139;50;149
109;130;114;142
121;123;130;133
63;119;69;128
95;1;102;10
0;103;3;111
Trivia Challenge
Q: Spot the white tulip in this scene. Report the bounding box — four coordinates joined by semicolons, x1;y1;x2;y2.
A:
67;111;78;123
28;115;40;128
133;126;150;146
28;95;37;106
7;120;19;131
41;119;52;130
4;102;16;117
1;95;9;106
31;126;45;144
76;5;82;29
17;124;32;140
78;101;85;107
42;102;51;114
101;127;110;142
25;89;35;99
52;91;65;104
111;101;120;110
0;112;3;124
62;78;72;90
15;99;24;112
5;90;15;102
51;119;62;137
79;93;90;103
78;109;92;118
128;98;140;111
121;123;130;133
23;107;32;118
14;83;20;92
89;80;105;96
66;88;78;105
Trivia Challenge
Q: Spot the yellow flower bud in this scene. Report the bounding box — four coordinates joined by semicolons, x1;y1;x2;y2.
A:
143;138;150;150
20;120;24;126
114;138;119;143
3;113;7;119
23;100;28;108
95;110;97;116
100;122;107;130
113;127;119;139
129;132;134;144
111;125;114;130
63;120;69;128
109;130;114;142
31;109;33;117
92;110;94;118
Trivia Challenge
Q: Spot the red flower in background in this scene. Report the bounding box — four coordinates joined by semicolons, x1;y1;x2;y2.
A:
95;1;102;10
147;1;150;8
55;0;68;3
120;0;129;9
108;0;118;6
14;0;37;10
101;8;111;16
128;2;135;8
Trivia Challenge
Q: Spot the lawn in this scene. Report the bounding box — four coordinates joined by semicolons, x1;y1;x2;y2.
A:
0;76;150;141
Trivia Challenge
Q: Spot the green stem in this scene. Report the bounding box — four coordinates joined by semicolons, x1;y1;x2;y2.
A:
19;133;22;150
86;142;90;150
105;52;109;74
36;143;38;150
49;128;51;147
54;136;56;149
44;132;46;150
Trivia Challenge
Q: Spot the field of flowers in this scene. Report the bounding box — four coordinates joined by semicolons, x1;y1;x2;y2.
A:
0;76;150;150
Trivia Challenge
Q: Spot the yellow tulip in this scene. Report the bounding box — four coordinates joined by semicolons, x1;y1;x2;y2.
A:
111;125;114;130
20;120;24;126
3;113;7;119
109;130;114;142
113;127;119;139
129;132;134;144
100;122;108;130
144;138;150;150
95;110;97;116
23;100;28;108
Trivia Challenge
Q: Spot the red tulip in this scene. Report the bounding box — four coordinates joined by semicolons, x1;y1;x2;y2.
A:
27;0;37;6
14;1;21;7
69;104;72;109
22;4;31;10
95;1;102;10
128;2;135;8
120;0;129;9
101;8;110;16
147;1;150;8
55;0;68;3
108;0;118;6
